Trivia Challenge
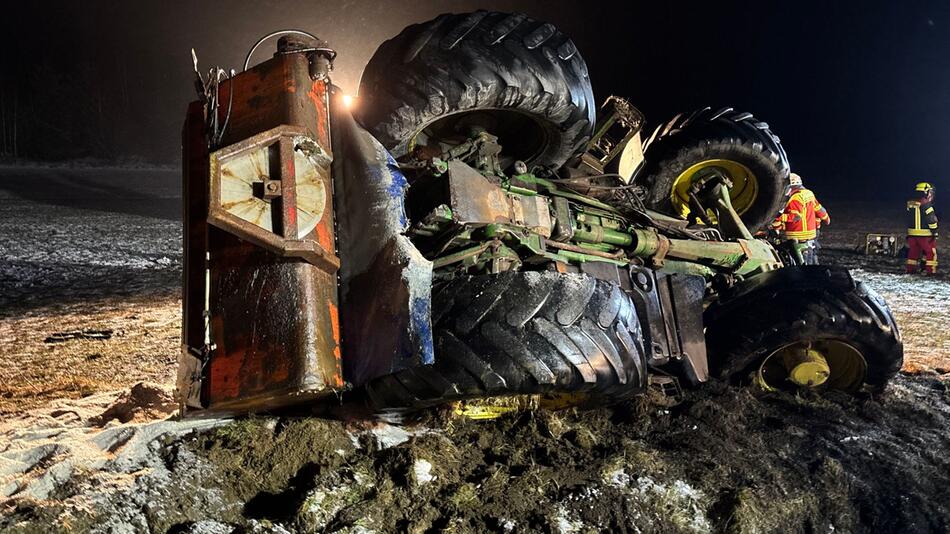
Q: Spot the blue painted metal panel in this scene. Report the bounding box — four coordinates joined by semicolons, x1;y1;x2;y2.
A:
330;91;434;387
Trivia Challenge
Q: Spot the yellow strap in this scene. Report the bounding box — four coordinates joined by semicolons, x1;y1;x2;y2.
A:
908;228;934;236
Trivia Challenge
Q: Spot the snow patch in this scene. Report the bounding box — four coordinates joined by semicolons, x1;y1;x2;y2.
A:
555;505;584;534
413;458;434;485
604;469;711;533
367;424;411;449
0;387;230;506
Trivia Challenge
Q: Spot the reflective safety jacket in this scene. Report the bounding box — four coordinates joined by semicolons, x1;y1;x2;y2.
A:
772;186;830;241
907;196;938;237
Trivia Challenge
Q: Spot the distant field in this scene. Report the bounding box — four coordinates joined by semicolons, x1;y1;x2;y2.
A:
819;199;949;262
0;167;181;315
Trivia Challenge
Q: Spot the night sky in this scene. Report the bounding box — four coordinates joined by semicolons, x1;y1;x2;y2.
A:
3;0;949;203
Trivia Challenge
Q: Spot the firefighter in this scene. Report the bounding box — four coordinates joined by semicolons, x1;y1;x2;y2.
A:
906;182;938;274
772;172;830;265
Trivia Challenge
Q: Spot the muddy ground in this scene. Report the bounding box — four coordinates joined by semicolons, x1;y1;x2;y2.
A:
1;169;948;532
1;375;948;533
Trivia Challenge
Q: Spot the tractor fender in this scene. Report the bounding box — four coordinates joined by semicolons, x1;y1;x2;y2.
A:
705;266;857;324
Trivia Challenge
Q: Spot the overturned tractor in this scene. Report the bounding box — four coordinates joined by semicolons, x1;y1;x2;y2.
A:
178;11;902;417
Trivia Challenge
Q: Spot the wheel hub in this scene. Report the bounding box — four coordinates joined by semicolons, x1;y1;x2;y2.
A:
757;340;868;392
783;347;830;387
670;159;758;219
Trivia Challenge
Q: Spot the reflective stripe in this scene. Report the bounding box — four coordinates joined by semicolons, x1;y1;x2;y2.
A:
908;198;938;234
793;190;816;203
906;259;919;265
786;229;817;240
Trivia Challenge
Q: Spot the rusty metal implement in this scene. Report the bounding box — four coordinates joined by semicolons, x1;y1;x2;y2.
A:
179;36;344;413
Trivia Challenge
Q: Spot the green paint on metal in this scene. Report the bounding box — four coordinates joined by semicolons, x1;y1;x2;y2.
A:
553;249;629;266
573;223;634;246
629;229;660;257
576;242;614;252
503;183;538;196
432;243;491;269
513;173;620;213
658;260;716;278
415;149;782;278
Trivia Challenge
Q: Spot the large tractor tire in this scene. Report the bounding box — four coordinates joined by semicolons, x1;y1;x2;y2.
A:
363;272;649;414
638;107;790;233
704;266;903;394
356;11;596;172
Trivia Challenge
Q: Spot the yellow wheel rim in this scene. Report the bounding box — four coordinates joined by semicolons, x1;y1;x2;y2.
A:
756;340;868;393
670;159;758;219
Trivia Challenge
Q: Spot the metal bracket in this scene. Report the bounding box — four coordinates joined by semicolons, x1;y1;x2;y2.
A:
649;372;683;399
652;234;671;267
207;125;340;271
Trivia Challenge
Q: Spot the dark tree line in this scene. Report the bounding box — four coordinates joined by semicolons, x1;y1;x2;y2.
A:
0;57;167;164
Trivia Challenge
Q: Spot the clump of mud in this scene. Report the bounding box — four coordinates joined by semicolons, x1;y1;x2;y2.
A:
3;375;949;533
89;382;176;426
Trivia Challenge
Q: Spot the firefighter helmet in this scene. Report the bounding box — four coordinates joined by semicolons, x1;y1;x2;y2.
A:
789;172;802;186
916;182;934;193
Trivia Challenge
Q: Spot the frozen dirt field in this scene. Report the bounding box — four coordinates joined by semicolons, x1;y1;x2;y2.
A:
0;169;948;532
0;167;181;414
0;166;180;312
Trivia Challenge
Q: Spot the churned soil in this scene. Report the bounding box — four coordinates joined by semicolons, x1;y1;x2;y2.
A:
1;374;948;533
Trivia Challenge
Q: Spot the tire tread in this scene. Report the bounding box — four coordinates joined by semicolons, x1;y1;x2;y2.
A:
364;272;647;411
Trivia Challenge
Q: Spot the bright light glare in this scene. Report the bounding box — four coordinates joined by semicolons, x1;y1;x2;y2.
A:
342;94;355;109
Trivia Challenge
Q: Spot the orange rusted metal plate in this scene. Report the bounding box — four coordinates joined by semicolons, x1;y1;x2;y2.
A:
181;48;344;414
215;53;331;150
205;236;343;411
